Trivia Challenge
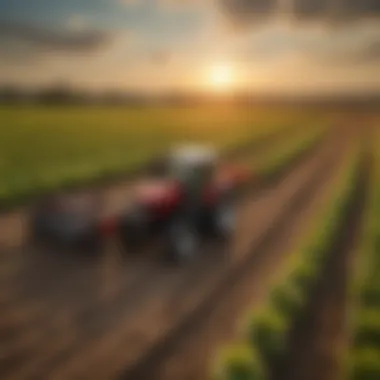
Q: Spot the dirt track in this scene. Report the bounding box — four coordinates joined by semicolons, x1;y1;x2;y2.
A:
0;125;358;380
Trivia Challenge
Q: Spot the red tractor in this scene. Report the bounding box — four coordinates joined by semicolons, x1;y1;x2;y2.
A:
28;145;250;262
119;145;250;263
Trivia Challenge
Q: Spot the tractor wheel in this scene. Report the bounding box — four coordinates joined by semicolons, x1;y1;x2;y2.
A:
119;206;148;252
79;227;104;254
27;213;48;246
167;221;200;265
212;194;237;239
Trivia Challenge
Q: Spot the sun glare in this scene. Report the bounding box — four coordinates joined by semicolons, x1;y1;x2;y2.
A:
209;64;234;91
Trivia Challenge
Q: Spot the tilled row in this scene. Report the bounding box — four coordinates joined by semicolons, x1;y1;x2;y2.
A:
212;132;366;380
0;125;336;380
37;128;352;380
118;125;359;380
345;126;380;380
270;146;369;380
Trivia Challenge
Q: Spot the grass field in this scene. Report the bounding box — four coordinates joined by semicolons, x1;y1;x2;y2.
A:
0;105;327;206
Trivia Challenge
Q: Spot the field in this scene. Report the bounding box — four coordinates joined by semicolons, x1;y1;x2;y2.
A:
0;105;378;380
0;105;326;207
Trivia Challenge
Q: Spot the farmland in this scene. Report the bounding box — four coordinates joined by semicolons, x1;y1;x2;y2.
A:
0;105;326;207
0;105;378;380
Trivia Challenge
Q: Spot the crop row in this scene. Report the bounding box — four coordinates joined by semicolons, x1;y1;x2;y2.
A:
0;111;327;208
229;126;327;194
253;126;327;180
211;144;362;380
0;107;312;197
345;131;380;380
109;125;331;380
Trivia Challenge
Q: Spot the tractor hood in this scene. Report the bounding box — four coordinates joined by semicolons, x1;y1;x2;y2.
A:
133;179;181;205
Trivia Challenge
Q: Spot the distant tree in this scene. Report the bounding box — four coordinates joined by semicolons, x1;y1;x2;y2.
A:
37;85;69;104
0;85;24;104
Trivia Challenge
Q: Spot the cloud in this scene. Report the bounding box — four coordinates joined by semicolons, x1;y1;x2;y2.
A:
65;14;91;32
217;0;380;28
217;0;277;29
158;0;204;9
0;21;112;53
148;49;171;64
119;0;142;6
292;0;332;19
237;20;380;67
293;0;380;21
314;39;380;63
364;40;380;60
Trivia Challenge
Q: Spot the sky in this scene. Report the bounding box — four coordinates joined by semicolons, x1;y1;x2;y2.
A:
0;0;379;94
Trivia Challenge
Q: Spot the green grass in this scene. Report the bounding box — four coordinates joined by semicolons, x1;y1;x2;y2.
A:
0;105;326;206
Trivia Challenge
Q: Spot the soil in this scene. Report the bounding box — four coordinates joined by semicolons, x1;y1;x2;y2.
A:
0;125;357;380
117;127;359;380
270;136;370;380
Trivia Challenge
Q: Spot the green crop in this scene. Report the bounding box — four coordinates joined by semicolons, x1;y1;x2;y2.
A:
0;105;328;207
354;309;380;347
349;347;380;380
245;308;288;366
212;344;266;380
212;143;362;380
341;125;380;380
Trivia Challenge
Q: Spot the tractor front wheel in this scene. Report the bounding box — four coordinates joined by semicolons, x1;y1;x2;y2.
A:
212;195;237;239
167;221;200;265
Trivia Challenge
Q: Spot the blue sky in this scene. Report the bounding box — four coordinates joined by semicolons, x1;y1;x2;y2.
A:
0;0;379;93
0;0;203;44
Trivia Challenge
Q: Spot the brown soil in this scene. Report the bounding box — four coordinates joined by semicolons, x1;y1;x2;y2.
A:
0;125;355;380
117;128;360;380
270;141;370;380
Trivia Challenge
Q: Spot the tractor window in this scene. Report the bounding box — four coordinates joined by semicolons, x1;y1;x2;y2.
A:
172;163;213;192
168;163;192;183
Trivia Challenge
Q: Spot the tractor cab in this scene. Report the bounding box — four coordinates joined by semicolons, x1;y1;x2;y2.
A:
167;145;218;197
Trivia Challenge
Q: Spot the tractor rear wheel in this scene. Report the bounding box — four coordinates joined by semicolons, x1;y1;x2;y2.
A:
119;206;148;252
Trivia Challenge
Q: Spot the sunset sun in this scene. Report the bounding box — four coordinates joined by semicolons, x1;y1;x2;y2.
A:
209;64;234;91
